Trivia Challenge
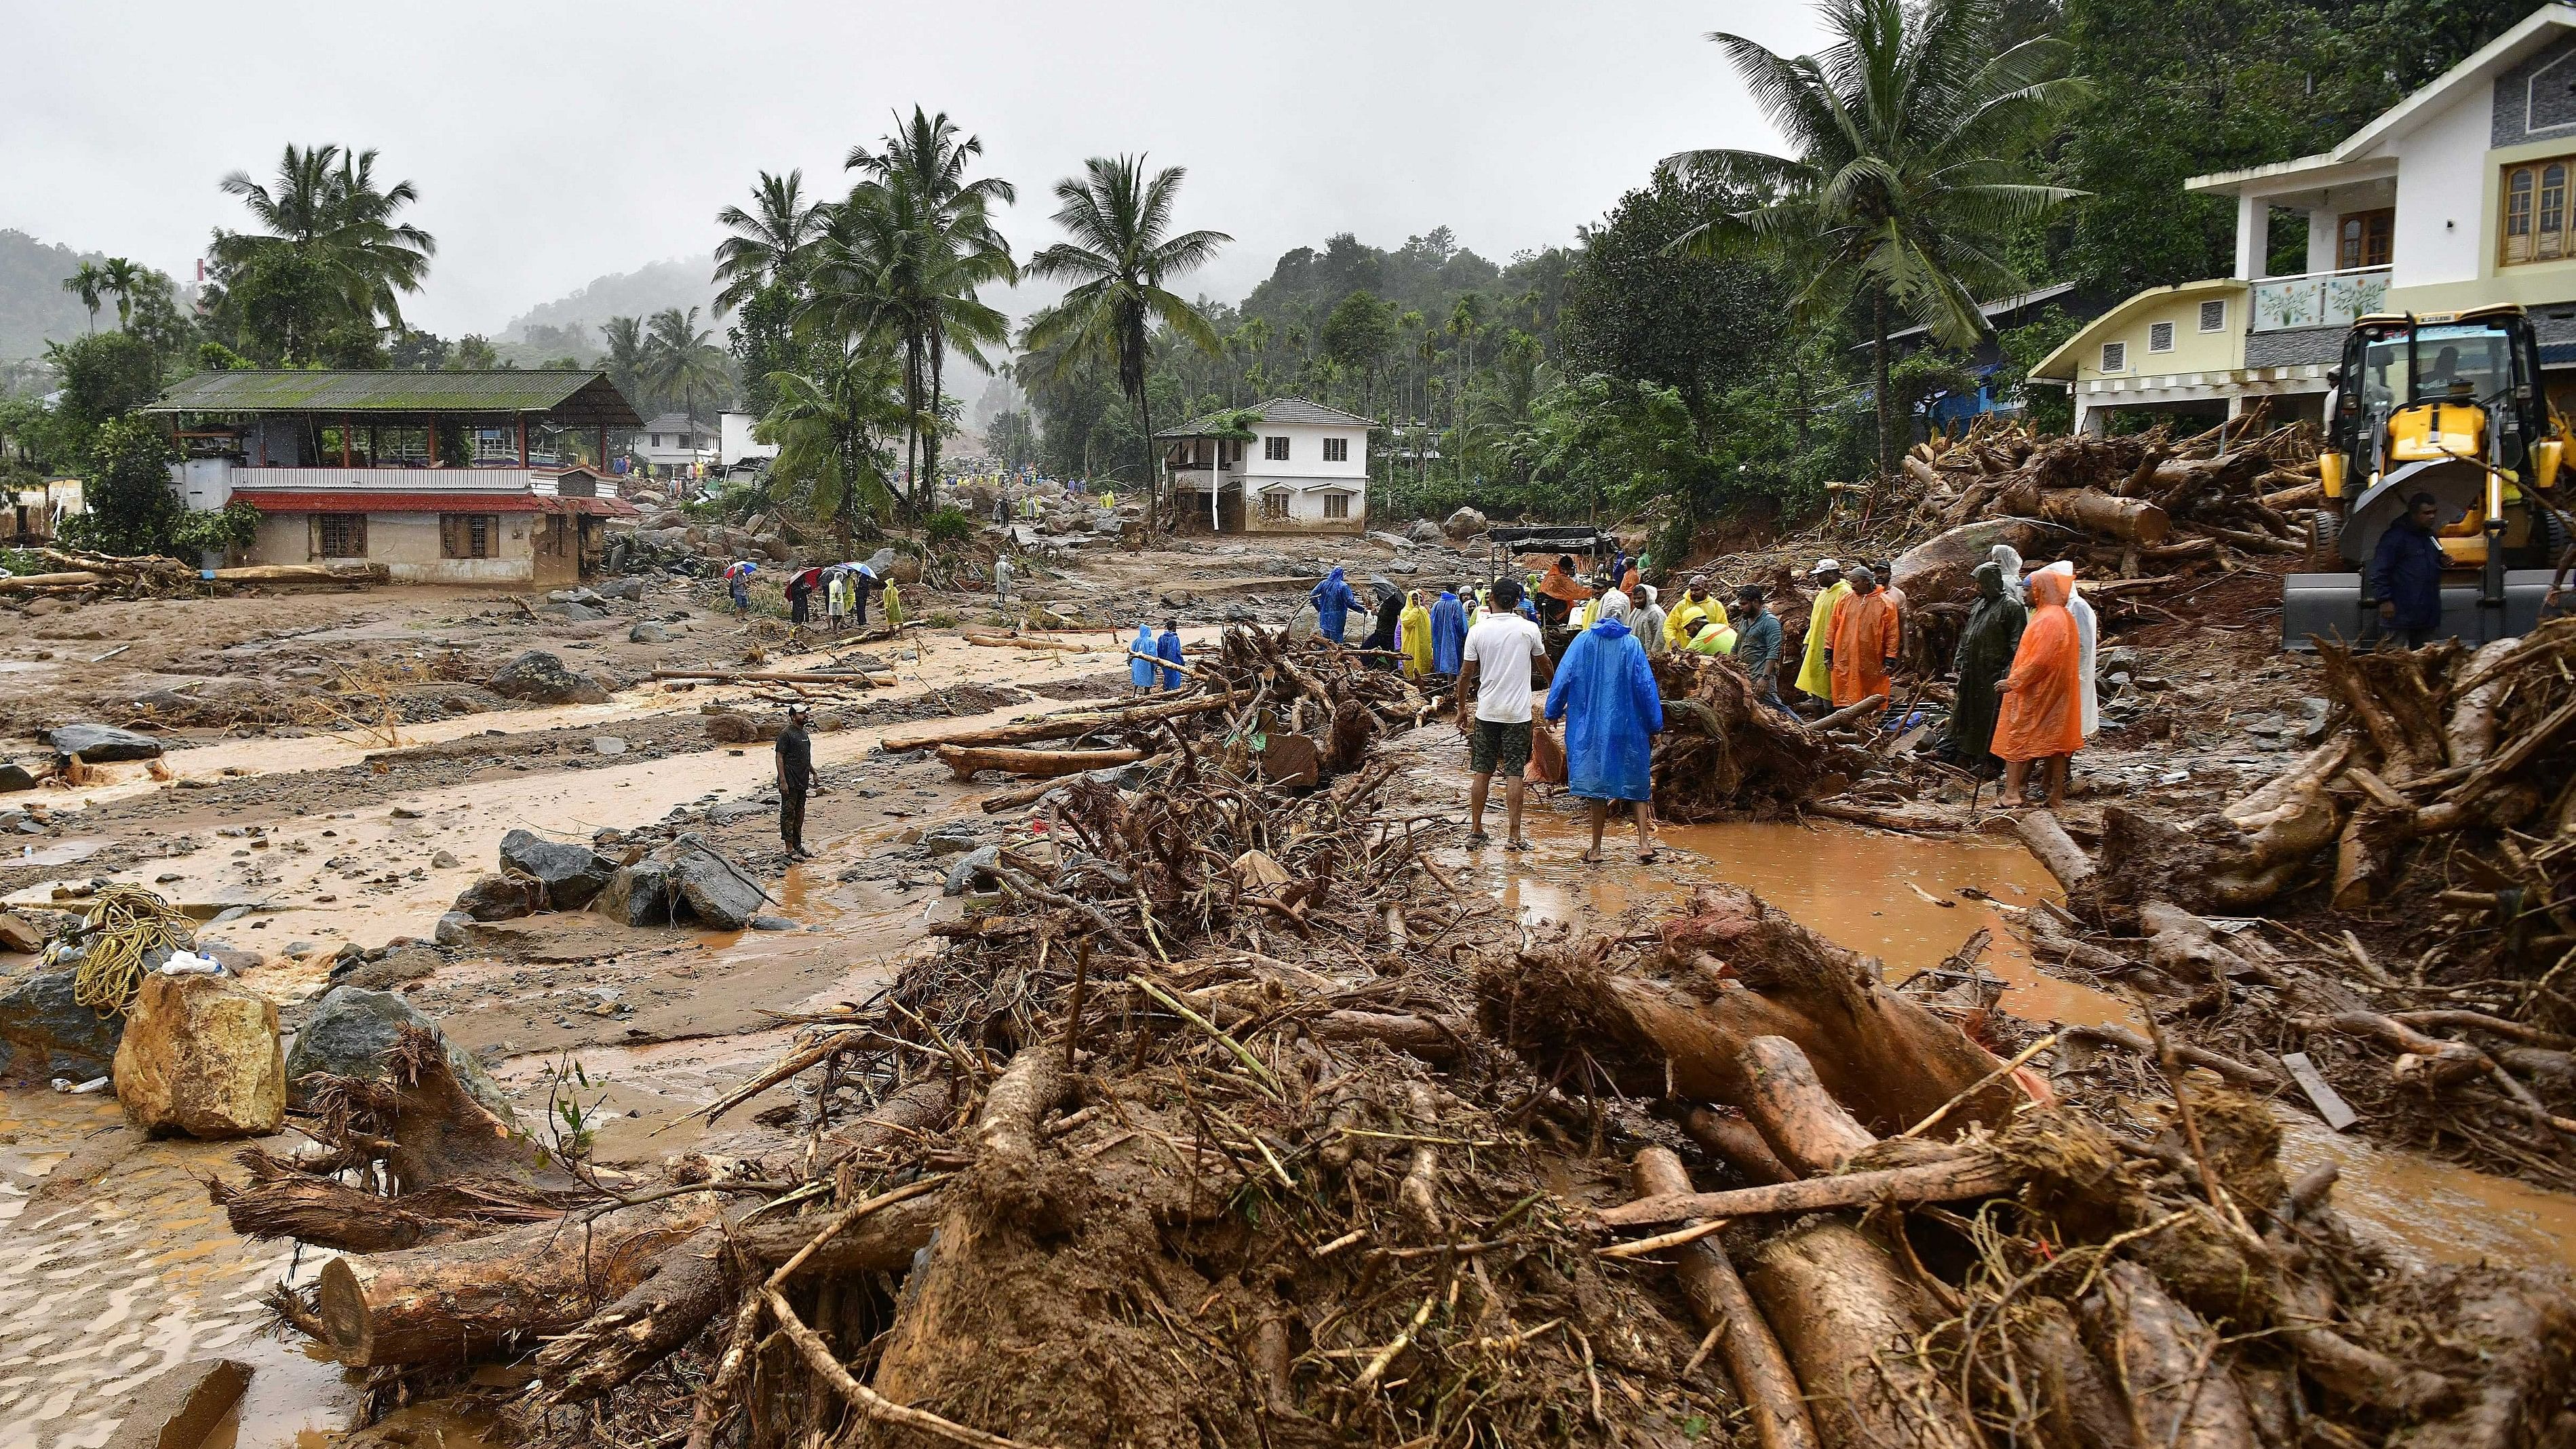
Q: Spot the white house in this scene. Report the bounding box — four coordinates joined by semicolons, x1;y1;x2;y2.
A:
1158;398;1372;535
2037;4;2576;432
718;410;777;469
631;412;711;477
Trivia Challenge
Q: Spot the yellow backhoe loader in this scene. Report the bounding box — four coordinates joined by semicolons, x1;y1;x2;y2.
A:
2282;303;2573;647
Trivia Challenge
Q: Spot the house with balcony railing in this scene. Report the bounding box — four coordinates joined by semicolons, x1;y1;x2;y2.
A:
140;370;644;585
2035;4;2576;434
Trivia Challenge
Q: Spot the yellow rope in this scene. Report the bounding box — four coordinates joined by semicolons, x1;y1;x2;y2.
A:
68;884;193;1017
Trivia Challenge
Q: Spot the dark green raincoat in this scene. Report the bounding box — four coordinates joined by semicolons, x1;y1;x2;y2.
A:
1947;562;2025;772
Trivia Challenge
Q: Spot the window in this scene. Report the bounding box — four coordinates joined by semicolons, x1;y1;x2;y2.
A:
1323;436;1348;463
2198;298;2227;332
2501;159;2576;264
1263;435;1290;461
2100;341;2127;372
650;433;663;448
440;513;496;560
1260;490;1288;520
2147;321;2176;352
316;514;366;558
2339;208;2395;269
1322;491;1350;520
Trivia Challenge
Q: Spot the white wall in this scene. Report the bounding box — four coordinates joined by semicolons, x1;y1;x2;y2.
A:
1243;423;1367;482
719;411;776;464
2393;84;2495;288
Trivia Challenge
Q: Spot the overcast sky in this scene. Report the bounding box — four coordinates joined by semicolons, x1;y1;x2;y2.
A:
2;1;1826;337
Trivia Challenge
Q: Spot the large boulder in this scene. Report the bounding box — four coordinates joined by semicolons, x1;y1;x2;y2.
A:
0;967;123;1079
1888;517;2059;606
286;986;514;1122
596;860;674;927
497;829;614;910
452;872;544;922
1406;520;1445;545
1442;506;1489;541
0;762;37;792
47;723;164;762
669;839;764;929
487;651;611;706
593;578;647;602
113;972;284;1139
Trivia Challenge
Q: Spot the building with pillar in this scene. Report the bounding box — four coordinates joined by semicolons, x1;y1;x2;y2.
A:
140;369;642;585
2033;4;2576;433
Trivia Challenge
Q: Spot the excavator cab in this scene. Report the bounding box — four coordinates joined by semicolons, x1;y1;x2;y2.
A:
2282;304;2571;647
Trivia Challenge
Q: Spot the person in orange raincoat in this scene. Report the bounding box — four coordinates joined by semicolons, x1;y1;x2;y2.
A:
1821;565;1900;710
1535;554;1589;627
1990;566;2087;808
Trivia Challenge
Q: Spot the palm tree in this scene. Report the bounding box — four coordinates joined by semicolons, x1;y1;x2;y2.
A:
599;316;649;410
211;142;437;359
1664;0;2083;478
62;263;106;333
1445;296;1484;486
1021;155;1229;526
643;307;733;423
98;258;147;330
713;170;827;315
844;109;1017;516
760;341;910;554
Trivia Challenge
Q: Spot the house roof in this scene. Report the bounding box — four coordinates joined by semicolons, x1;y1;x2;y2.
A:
229;489;638;517
2188;4;2576;195
143;370;644;428
2029;279;2248;381
1872;283;2084;349
641;412;705;433
1158;397;1377;437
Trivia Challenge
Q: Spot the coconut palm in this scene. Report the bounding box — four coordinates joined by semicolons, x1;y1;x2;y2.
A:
759;341;910;554
1664;0;2083;478
210;142;437;359
843;109;1016;515
713;170;827;315
99;258;146;330
643;307;733;423
61;263;106;333
1020;155;1228;526
598;316;648;410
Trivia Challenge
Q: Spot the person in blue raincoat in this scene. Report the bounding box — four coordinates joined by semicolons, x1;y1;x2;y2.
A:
1129;622;1157;693
1430;585;1468;679
1154;618;1187;691
1310;566;1360;642
1544;611;1664;864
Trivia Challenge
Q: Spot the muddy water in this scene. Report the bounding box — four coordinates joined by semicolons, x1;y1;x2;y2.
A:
0;1094;356;1449
2276;1115;2576;1275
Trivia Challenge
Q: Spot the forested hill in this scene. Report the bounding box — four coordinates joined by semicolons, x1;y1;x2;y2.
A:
499;254;723;358
0;229;107;362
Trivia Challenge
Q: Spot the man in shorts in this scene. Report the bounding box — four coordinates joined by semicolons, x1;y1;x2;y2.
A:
1456;577;1546;849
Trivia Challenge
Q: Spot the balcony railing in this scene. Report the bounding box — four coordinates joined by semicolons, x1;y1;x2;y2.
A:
2250;266;2391;333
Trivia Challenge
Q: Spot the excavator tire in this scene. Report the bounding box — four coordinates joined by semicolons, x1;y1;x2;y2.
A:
2306;509;2342;571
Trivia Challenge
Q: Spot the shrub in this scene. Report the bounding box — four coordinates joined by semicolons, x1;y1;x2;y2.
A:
923;506;976;548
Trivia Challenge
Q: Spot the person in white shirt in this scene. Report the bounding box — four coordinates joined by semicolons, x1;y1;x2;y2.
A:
1455;577;1547;850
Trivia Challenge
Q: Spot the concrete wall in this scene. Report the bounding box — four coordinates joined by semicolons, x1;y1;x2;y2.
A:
2065;284;2246;382
2394;85;2494;290
250;509;539;583
1245;481;1364;534
1243;423;1367;485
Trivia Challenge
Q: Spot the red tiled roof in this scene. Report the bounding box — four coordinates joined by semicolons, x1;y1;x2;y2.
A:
232;490;636;518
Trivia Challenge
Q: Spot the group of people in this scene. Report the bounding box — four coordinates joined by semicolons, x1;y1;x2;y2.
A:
727;557;905;634
1943;545;2099;807
1129;619;1189;692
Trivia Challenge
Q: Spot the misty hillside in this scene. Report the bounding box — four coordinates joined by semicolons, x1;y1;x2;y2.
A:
0;229;109;362
499;254;724;359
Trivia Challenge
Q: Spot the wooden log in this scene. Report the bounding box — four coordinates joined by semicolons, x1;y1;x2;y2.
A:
2002;1298;2144;1449
2298;1010;2493;1087
0;571;103;591
2060;1023;2279;1089
1399;1083;1443;1233
1745;1218;1980;1449
2259;479;2324;511
1599;1152;2017;1228
962;631;1093;653
649;669;893;686
315;1198;714;1367
1310;1009;1471;1065
530;1224;727;1405
2224;737;2354;829
2445;637;2523;768
2003;480;2173;545
2079;1261;2261;1449
937;744;1144;780
1737;1037;1878;1176
2012;809;2098;907
1683;1106;1796;1184
1632;1148;1820;1449
879;694;1227;753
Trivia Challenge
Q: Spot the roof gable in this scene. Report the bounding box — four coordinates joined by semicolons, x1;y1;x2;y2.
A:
1159;397;1378;437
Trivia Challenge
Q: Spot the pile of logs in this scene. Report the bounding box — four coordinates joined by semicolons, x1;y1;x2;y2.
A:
0;545;383;602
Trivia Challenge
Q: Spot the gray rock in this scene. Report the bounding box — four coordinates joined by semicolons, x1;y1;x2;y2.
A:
943;845;1000;896
0;763;35;792
592;577;647;602
669;841;765;929
535;601;606;623
596;861;672;927
1441;506;1488;541
488;651;611;705
286;986;514;1122
45;723;164;762
546;587;605;606
432;911;475;947
1406;519;1445;544
497;828;614;910
431;850;461;870
0;968;123;1079
593;737;629;757
921;826;979;856
452;872;543;922
2099;646;2145;677
748;916;796;931
628;622;671;644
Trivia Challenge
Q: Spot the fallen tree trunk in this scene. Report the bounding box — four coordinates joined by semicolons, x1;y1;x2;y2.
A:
1738;1036;1878;1176
880;694;1228;753
2080;1260;2261;1449
937;744;1145;780
1746;1217;1980;1449
2012;810;2099;916
1684;1106;1796;1185
1599;1152;2017;1229
962;631;1093;653
2001;480;2172;545
0;571;102;591
1631;1148;1819;1449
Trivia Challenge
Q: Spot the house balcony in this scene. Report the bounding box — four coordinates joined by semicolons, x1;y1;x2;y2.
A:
2250;266;2391;333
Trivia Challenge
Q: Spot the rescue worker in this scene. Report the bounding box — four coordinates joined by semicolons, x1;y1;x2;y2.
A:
775;706;814;858
1822;564;1899;710
1946;561;2025;776
1545;595;1664;864
993;555;1015;605
1399;589;1435;680
1634;584;1668;655
1536;553;1588;627
1129;621;1156;694
2037;560;2101;738
1430;584;1468;680
1310;566;1360;643
1685;613;1735;655
2369;492;2448;647
1664;577;1717;651
1794;560;1848;703
1991;566;2087;809
1155;618;1188;691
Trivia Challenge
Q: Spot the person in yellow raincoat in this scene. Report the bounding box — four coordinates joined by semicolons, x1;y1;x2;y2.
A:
1663;577;1723;651
1793;559;1848;701
882;579;905;628
1398;589;1434;679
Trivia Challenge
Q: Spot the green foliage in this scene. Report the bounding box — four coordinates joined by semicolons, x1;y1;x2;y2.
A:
49;332;163;433
760;343;907;539
726;281;807;420
923;506;976;547
203;142;435;365
1561;170;1787;408
1994;305;2085;434
448;334;499;370
170;499;262;556
60;417;182;556
197;340;256;372
985;406;1038;471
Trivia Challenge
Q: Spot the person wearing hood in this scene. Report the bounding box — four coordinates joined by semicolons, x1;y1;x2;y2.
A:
1945;561;2025;775
1991;566;2087;808
1989;544;2028;605
1311;566;1360;642
1399;589;1435;680
1155;618;1187;691
1430;585;1468;678
1822;565;1900;710
1546;606;1664;863
1130;622;1157;693
2038;560;2101;737
1361;577;1405;664
1794;560;1848;703
882;576;905;630
1634;585;1668;656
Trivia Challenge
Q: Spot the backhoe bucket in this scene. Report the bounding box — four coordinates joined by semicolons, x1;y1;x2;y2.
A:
2280;570;2560;650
